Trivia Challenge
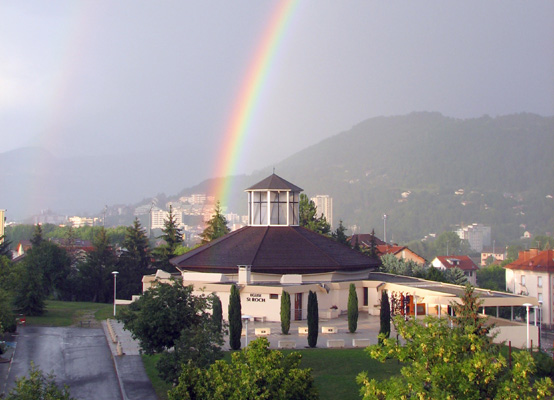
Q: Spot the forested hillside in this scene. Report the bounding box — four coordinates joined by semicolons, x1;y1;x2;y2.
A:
185;113;554;244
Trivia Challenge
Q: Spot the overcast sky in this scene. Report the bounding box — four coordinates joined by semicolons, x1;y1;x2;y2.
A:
1;1;553;176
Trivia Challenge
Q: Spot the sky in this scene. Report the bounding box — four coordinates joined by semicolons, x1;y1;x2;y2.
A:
1;1;553;178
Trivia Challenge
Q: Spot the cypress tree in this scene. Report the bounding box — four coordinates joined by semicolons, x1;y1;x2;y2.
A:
228;284;242;350
379;290;391;344
212;294;223;334
307;291;319;348
280;291;291;335
348;283;359;333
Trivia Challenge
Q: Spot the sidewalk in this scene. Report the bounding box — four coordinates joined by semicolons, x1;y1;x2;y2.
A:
0;332;17;397
102;320;157;400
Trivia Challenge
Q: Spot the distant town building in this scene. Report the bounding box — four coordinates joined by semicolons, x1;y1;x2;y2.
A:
68;216;94;228
0;209;5;242
456;223;491;253
480;246;506;266
151;208;184;230
431;256;478;286
311;195;333;228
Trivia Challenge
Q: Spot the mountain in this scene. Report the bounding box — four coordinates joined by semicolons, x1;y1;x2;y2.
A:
3;112;553;246
180;112;554;244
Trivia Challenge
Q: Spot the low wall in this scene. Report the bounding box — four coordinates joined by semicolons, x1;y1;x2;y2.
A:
491;323;539;349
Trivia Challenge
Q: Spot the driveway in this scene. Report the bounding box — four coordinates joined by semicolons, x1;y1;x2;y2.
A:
5;326;123;400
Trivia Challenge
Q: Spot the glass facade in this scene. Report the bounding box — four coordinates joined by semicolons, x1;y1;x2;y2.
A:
248;190;299;226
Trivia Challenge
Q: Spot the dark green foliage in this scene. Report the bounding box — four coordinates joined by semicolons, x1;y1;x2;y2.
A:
117;218;152;299
532;350;554;379
367;229;379;258
212;294;223;334
77;228;117;303
0;235;11;259
378;290;390;344
157;318;224;384
117;281;218;356
168;337;318;400
477;264;506;291
5;363;75;400
152;205;183;271
280;290;291;335
299;194;331;235
30;224;43;247
348;283;358;333
14;263;45;316
0;287;16;333
307;291;319;348
451;285;490;337
332;220;348;245
200;201;230;244
229;284;242;350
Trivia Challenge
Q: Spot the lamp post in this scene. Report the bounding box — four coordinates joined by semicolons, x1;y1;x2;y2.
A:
523;303;532;349
242;315;251;347
538;300;543;349
112;271;119;317
383;214;388;243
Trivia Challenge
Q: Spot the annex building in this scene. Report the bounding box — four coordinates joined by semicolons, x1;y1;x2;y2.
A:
143;174;539;347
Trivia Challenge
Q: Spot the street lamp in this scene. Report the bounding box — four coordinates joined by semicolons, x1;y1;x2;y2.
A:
242;315;251;347
383;214;388;243
538;300;543;349
523;303;532;349
112;271;119;317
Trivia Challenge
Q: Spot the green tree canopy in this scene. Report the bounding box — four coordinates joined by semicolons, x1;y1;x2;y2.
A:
307;291;318;348
358;285;554;399
168;337;318;400
77;228;117;303
280;291;291;335
299;194;330;235
199;201;230;245
0;235;12;259
331;220;348;245
5;363;75;400
477;264;506;291
117;281;215;355
153;205;183;271
117;218;152;299
228;284;242;350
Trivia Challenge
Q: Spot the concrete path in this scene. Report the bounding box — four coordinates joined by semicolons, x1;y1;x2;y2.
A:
102;320;157;400
4;326;122;400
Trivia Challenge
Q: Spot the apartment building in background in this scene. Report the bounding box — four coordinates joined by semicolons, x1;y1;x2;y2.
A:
311;195;333;228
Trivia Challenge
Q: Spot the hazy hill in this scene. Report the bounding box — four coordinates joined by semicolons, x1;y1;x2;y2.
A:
183;112;554;244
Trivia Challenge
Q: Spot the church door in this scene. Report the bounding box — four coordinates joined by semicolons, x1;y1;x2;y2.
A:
294;293;303;320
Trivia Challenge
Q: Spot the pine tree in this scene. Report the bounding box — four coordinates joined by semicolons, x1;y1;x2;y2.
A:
367;229;378;258
332;220;348;245
212;294;223;334
30;224;43;247
200;201;230;245
153;205;183;271
348;283;359;333
379;290;391;344
280;291;291;335
228;284;242;350
14;259;45;316
118;218;152;299
299;194;331;235
307;291;319;348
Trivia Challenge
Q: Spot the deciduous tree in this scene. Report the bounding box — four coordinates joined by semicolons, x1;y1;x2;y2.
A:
5;363;75;400
168;337;318;400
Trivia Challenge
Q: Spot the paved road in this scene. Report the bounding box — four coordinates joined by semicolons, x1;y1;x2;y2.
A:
5;326;123;400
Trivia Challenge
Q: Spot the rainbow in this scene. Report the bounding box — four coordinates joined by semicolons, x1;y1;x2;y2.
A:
210;0;300;207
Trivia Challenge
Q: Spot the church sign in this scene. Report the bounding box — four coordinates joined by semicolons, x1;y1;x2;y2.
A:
247;293;266;302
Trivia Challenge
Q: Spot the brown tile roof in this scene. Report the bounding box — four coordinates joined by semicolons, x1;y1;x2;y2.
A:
376;245;405;256
171;226;380;274
434;255;478;271
246;174;303;192
504;249;554;272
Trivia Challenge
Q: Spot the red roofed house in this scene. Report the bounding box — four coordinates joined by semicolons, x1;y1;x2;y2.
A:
377;245;426;265
505;249;554;327
431;255;478;286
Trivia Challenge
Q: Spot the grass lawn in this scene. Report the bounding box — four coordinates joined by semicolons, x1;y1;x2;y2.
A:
23;300;114;327
143;347;401;400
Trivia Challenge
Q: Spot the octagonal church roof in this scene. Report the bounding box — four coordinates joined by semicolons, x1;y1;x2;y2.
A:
170;225;380;274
